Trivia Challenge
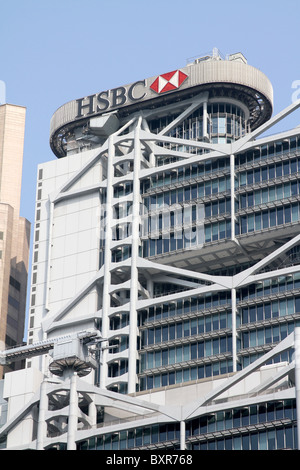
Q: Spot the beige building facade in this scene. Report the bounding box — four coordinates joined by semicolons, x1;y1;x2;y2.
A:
0;104;30;377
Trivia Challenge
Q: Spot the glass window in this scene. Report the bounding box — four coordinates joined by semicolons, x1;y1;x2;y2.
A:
183;344;190;361
276;428;284;449
269;165;275;179
169;348;175;365
292;203;298;222
250;433;258;450
241;216;247;234
283;161;290;175
248;214;254;232
261;167;268;181
242;434;249;450
259;431;267;450
216;439;224;450
270;209;276;227
207;414;215;432
183;369;189;382
205;181;211;196
154;351;161;368
219;117;226;133
285;426;293;449
127;431;134;448
250;405;258;424
284;400;293;420
162;325;168;341
191;319;197;335
169;324;175;340
257;305;263;321
162;349;168;366
254;191;261;205
254;168;260;183
233;436;241;450
191;343;197;360
262;211;269;229
240;172;246;186
284;206;291;223
176;346;182;363
135;428;142;447
257;329;264;346
212;117;218;133
258;404;266;423
243;331;249;348
155;328;161;344
277;207;283;225
265;327;272;343
276;162;282;177
151;425;159;444
255;213;261;230
250;330;256;347
176;370;182;384
205;340;212;357
241;408;249;426
220;411;231;430
183;321;190;337
225;437;232;450
213;338;219;355
267;402;275;421
233;409;240;428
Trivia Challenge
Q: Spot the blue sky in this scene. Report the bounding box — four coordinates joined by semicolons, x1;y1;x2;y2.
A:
1;0;300;329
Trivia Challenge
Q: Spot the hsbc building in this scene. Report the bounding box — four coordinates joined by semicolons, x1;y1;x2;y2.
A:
2;49;300;451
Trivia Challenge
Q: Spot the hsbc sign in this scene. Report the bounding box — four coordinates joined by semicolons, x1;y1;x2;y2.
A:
150;70;188;94
75;69;189;119
76;80;147;119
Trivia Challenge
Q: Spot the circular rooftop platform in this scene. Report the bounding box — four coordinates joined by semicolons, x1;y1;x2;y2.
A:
50;55;273;158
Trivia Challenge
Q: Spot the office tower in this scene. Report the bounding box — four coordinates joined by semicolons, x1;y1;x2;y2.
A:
0;104;30;377
1;50;300;450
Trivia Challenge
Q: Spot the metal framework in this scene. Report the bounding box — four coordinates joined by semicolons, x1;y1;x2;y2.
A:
39;96;300;395
3;54;300;450
0;327;299;450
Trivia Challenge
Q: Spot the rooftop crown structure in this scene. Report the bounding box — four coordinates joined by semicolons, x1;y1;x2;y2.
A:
1;49;300;451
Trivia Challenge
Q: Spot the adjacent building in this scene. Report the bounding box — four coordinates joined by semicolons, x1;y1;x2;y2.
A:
1;50;300;450
0;104;30;378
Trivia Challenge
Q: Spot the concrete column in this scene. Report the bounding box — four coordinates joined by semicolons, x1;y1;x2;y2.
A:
67;372;78;450
231;287;237;373
230;154;235;241
142;118;155;167
45;201;54;312
202;99;208;140
36;380;48;450
147;278;154;298
294;327;300;449
88;395;97;429
128;116;142;394
100;135;114;389
180;420;186;450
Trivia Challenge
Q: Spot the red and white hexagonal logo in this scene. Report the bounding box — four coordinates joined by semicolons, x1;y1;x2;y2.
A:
150;69;188;94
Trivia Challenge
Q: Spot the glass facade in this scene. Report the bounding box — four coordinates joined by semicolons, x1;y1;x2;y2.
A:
58;65;298;450
8;52;300;452
75;399;297;451
149;103;247;147
188;399;297;450
103;107;300;396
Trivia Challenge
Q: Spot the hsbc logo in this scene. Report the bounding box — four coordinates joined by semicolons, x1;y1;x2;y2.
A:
75;69;189;120
150;69;188;94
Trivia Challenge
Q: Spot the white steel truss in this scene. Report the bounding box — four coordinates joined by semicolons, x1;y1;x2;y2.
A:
0;328;299;450
37;96;300;395
2;90;300;450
